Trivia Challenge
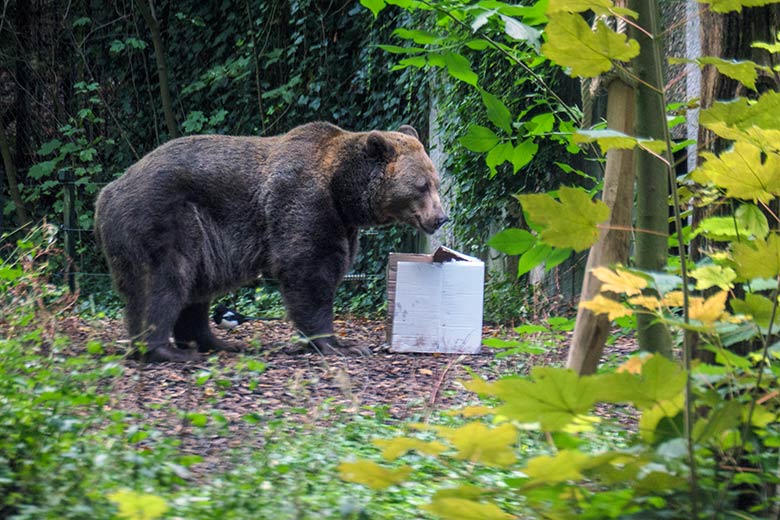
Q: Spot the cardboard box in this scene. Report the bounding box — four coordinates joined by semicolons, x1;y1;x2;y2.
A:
386;247;485;354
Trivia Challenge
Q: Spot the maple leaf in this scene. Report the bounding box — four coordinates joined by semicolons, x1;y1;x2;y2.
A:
580;294;633;320
434;422;517;467
373;437;448;461
338;460;412;490
661;291;685;307
689;291;730;326
627;295;662;310
591;266;648;295
732;233;780;279
422;498;513;520
693;144;780;204
689;264;736;291
541;13;640;78
517;186;610;252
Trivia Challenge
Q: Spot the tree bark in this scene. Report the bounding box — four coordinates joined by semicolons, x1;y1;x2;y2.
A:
0;119;30;225
567;79;635;375
137;0;179;139
628;0;673;358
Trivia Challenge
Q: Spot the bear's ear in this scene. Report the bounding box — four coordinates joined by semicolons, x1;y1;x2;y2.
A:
366;131;393;160
398;125;419;140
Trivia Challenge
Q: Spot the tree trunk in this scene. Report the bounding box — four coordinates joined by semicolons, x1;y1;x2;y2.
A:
0;120;31;225
567;79;635;375
137;0;179;139
628;0;673;358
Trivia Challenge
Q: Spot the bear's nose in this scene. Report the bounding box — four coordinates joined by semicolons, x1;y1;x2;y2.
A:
434;215;449;230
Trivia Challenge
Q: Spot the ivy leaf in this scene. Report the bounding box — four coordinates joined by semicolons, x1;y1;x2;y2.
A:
698;0;780;13
590;266;648;296
580;295;633;320
488;228;535;255
107;489;168;520
510;140;538;173
434;422;517;467
573;129;667;153
338;460;412;490
441;52;478;86
732;233;780;279
517;186;610;251
373;437;448;461
481;90;512;134
422;498;513;520
360;0;386;18
689;265;736;291
669;57;762;91
692;143;780;204
460;125;499;152
541;13;640;78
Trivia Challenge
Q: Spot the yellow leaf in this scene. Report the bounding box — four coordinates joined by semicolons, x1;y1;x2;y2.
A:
580;295;633;320
639;394;685;444
422;498;514;520
446;405;492;418
617;355;649;375
107;489;168;520
435;422;517;467
627;295;662;310
523;450;590;484
689;291;729;325
338;460;412;490
373;437;448;461
661;291;685;307
591;266;647;295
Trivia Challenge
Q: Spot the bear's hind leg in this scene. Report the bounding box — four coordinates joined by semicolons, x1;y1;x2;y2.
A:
173;302;241;353
140;270;199;362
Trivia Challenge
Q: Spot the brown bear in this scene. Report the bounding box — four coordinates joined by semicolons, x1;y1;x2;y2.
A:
94;122;447;362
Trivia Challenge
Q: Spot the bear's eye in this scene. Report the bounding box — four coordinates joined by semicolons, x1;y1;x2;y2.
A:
415;182;428;194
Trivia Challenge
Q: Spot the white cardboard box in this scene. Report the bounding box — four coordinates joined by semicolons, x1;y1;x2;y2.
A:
386;247;485;354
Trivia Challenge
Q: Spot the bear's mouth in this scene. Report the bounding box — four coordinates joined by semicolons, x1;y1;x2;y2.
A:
415;215;436;235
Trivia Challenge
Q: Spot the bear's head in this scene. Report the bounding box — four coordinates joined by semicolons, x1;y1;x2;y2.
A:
368;126;448;235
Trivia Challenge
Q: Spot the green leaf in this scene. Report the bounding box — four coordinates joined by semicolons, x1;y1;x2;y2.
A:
733;233;780;279
517;243;552;277
510;140;538;173
637;393;685;444
486;142;514;176
107;489;168;520
434;422;517;467
526;113;555;136
669;56;762;91
547;0;637;17
522;449;590;484
360;0;386;18
488;228;535;255
597;354;686;410
338;460;412;490
441;52;478;86
689;264;736;291
573;129;667;154
377;44;426;54
28;160;58;180
392;28;440;44
460;125;500;152
692;144;780;204
373;437;448;461
466;368;603;430
517;186;610;252
736;204;769;239
109;39;125;54
541;12;640;78
481;90;512;134
730;293;780;332
422;498;513;520
38;139;62;156
701;91;780;141
698;0;780;13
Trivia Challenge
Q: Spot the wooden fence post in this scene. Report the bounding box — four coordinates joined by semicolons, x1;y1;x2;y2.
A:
58;169;76;292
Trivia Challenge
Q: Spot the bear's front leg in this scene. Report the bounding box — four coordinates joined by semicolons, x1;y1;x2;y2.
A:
278;253;371;357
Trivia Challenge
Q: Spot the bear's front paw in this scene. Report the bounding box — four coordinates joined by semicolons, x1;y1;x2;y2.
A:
310;336;371;357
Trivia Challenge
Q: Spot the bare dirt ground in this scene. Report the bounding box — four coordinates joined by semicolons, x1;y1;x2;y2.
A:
58;315;638;474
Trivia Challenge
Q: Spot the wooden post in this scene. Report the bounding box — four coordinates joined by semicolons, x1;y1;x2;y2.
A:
567;79;635;374
59;169;76;292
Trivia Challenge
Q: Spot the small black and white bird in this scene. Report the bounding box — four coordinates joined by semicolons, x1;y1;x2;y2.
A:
212;304;255;330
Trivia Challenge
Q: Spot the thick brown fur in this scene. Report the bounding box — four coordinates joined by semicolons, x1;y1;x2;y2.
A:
94;122;447;361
